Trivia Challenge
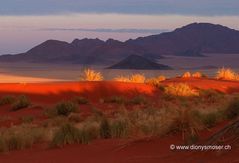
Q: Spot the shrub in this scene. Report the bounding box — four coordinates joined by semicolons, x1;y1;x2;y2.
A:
103;96;126;104
182;72;191;78
0;95;15;106
129;95;148;105
74;96;89;104
216;68;238;80
171;108;204;139
201;112;218;128
165;83;199;97
110;119;129;138
51;123;81;147
146;76;166;87
80;69;103;81
12;95;31;111
0;125;46;152
99;118;111;139
192;72;202;78
226;97;239;119
130;74;146;83
55;101;78;116
199;89;224;103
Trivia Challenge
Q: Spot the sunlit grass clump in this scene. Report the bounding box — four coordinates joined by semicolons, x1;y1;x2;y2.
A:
165;83;199;97
114;74;145;83
182;72;191;78
80;69;103;81
216;68;238;81
192;72;202;78
146;76;166;87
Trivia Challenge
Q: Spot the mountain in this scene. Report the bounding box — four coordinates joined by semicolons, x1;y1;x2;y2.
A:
1;23;239;65
107;55;172;70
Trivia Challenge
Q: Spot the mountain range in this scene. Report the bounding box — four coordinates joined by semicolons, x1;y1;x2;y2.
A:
0;23;239;67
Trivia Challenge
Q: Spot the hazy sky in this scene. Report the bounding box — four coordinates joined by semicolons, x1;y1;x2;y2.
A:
0;0;239;54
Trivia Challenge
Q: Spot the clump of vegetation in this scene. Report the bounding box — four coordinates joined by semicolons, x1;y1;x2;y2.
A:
12;95;31;111
225;97;239;119
146;76;166;87
74;96;89;104
0;125;46;152
165;83;199;97
129;95;148;105
51;123;81;147
0;95;15;106
114;74;146;83
103;96;126;105
200;112;218;128
182;72;191;78
99;118;111;139
130;74;146;83
110;118;129;138
171;108;204;140
55;101;78;116
216;67;238;80
80;68;103;81
192;72;202;78
199;89;224;103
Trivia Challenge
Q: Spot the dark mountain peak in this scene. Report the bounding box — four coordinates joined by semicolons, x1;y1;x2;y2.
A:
108;55;172;70
71;38;103;44
106;39;122;45
175;22;233;33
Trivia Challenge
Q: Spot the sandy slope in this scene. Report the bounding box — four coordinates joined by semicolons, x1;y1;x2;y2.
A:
0;79;239;162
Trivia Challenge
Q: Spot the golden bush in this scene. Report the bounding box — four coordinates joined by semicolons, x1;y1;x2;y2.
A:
80;69;103;81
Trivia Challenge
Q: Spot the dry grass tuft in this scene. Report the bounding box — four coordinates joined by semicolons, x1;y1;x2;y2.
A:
114;74;145;83
80;69;103;81
165;83;199;97
146;76;166;87
192;72;202;78
182;72;191;78
216;68;238;81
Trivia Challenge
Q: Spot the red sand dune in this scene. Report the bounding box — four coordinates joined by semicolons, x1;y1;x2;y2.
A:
0;79;239;162
163;78;239;93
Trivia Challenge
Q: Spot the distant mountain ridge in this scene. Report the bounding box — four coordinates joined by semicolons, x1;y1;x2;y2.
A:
1;23;239;65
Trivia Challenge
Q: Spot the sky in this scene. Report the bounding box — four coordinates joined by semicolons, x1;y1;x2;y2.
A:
0;0;239;54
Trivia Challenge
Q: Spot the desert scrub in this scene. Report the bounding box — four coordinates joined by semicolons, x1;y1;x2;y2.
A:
128;108;175;136
73;96;89;104
51;123;95;147
216;67;238;80
130;74;146;83
110;118;130;138
129;95;149;105
192;72;202;78
182;72;191;78
165;83;199;97
0;124;46;152
55;101;78;116
146;76;166;88
199;89;224;103
11;95;31;111
80;68;103;81
99;118;111;139
103;96;126;105
114;74;145;83
0;95;15;106
225;97;239;119
200;112;218;128
171;108;204;139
